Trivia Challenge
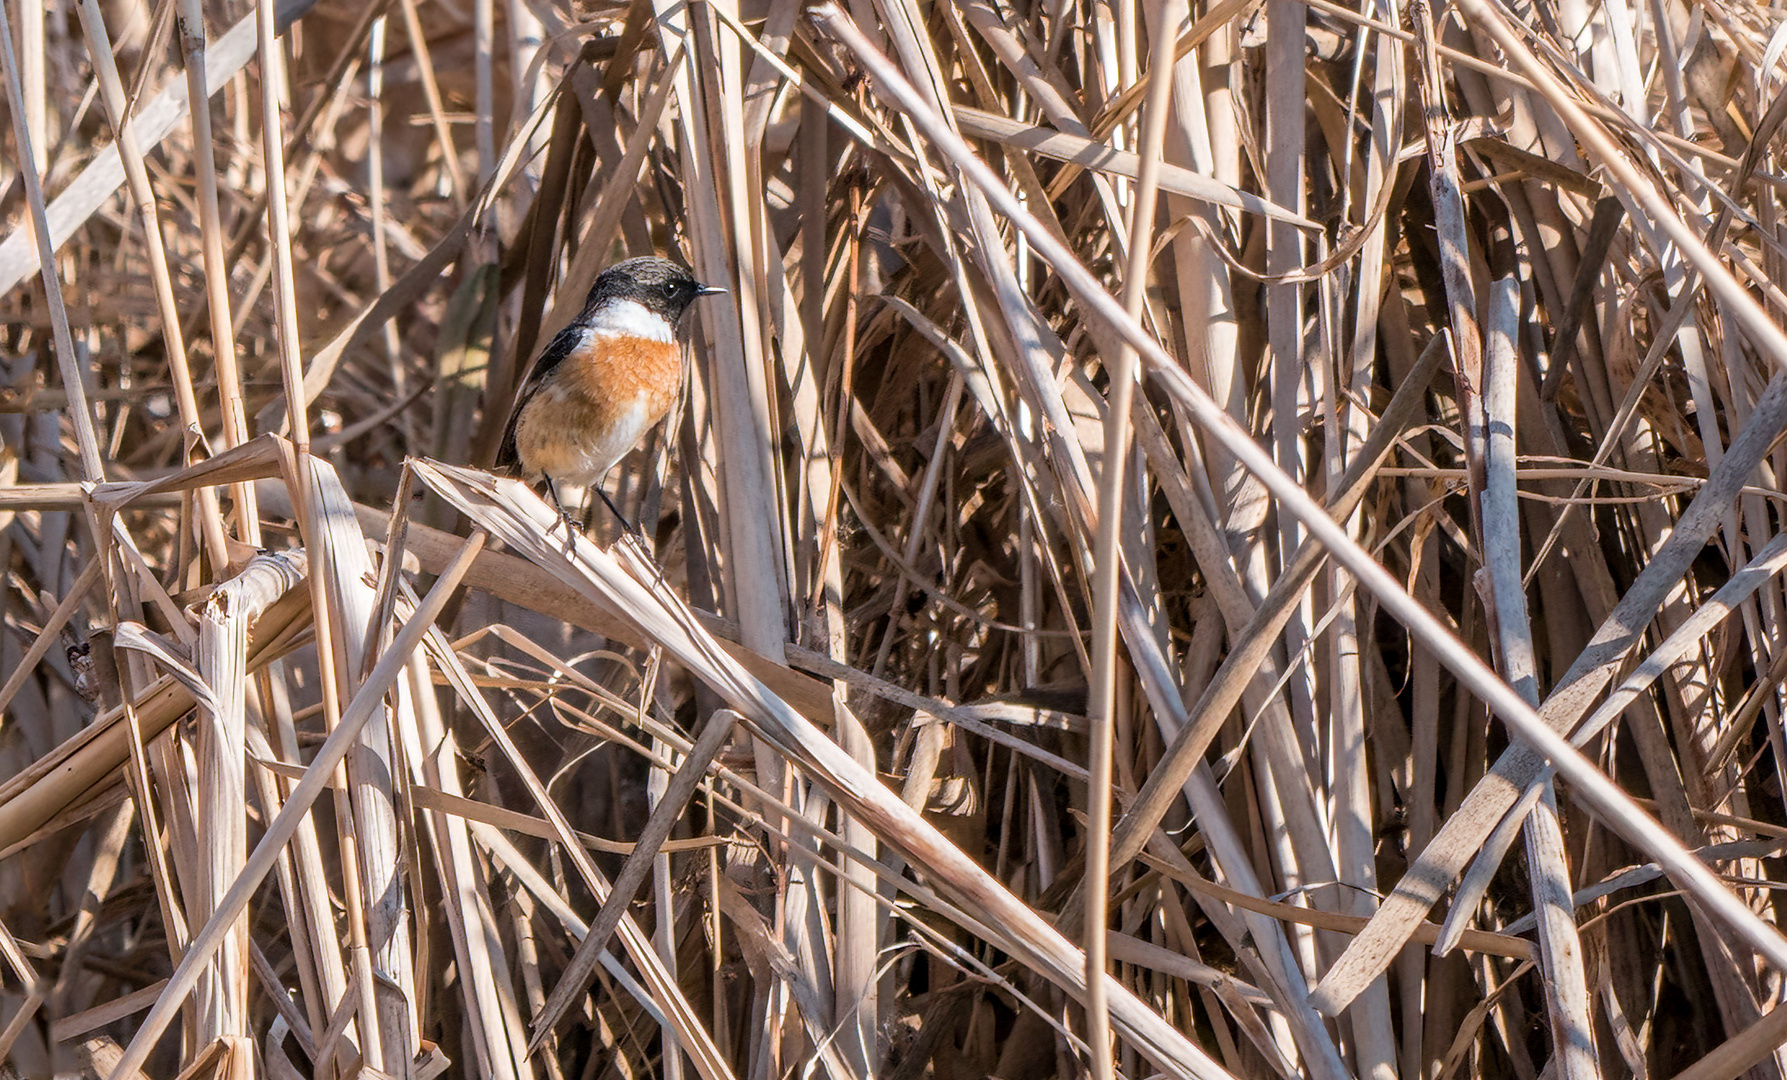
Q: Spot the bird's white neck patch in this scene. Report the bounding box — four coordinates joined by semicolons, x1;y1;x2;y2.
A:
589;298;674;343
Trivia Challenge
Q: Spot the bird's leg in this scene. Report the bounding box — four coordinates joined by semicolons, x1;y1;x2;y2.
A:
592;484;667;578
542;475;584;539
591;484;638;538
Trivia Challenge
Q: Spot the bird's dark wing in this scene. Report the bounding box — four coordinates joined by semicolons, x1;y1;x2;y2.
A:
495;322;587;470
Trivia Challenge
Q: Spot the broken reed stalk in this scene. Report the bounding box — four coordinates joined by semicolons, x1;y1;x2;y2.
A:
5;0;1787;1078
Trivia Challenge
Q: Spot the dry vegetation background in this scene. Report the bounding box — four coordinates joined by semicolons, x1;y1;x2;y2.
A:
6;0;1787;1076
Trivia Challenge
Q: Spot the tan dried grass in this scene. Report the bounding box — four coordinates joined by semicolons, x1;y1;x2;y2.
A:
2;0;1786;1078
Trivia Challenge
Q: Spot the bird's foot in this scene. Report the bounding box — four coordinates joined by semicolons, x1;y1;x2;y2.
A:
547;511;581;555
540;475;589;553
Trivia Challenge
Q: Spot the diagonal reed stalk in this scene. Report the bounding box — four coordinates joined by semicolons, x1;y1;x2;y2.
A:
4;0;1787;1078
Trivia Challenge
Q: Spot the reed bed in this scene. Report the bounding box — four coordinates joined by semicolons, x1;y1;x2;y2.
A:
1;0;1785;1077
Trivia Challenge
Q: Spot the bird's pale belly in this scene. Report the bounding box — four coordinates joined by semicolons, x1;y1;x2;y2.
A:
516;389;663;488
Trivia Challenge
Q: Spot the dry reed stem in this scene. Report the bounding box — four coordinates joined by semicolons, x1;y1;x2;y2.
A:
6;0;1787;1077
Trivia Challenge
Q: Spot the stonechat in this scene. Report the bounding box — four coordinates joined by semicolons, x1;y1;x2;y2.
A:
496;256;724;529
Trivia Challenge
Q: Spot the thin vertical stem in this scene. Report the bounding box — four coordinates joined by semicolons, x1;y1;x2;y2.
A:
0;0;104;486
75;0;231;574
257;0;308;452
176;0;260;546
475;0;495;187
397;0;466;208
255;1;378;1068
1085;1;1181;1074
367;15;408;435
18;0;42;155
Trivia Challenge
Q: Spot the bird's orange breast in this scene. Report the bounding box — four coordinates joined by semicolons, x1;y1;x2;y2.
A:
557;332;684;416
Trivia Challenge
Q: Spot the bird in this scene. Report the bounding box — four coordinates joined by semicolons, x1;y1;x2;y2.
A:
496;256;725;532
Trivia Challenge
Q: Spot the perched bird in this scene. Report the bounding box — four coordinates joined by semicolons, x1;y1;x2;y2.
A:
497;256;724;529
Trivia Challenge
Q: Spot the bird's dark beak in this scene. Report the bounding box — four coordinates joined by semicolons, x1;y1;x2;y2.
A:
698;284;728;297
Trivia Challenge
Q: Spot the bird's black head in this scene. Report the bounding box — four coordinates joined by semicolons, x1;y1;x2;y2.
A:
584;256;724;323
